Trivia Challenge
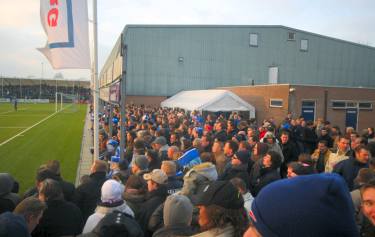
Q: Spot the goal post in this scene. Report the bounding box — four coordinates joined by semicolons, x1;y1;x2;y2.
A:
55;92;78;113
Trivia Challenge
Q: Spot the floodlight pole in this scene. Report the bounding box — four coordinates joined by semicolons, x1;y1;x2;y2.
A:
55;92;58;112
92;0;100;160
19;79;22;99
40;62;43;99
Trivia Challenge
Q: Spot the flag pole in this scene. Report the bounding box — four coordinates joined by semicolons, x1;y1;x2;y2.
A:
92;0;99;160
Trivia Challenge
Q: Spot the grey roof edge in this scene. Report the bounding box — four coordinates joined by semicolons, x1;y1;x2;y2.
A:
218;83;375;90
121;24;375;50
100;35;122;78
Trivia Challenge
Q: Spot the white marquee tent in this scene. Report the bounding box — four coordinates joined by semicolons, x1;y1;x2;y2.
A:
161;89;256;118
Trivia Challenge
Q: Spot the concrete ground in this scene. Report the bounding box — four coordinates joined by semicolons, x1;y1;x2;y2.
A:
75;106;93;186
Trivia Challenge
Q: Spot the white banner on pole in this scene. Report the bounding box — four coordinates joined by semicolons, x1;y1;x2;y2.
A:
38;0;91;69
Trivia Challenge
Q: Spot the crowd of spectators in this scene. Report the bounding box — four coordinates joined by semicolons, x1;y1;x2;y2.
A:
1;103;375;236
2;84;90;102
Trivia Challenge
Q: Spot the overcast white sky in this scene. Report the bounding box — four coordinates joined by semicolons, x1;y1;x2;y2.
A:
0;0;374;81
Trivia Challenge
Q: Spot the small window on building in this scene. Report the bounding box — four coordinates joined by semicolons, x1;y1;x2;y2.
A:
346;102;357;108
270;99;283;108
331;101;346;109
300;39;308;51
288;32;296;41
359;102;372;110
302;100;315;107
249;33;258;47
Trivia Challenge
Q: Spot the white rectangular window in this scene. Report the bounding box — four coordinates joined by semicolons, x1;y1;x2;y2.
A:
301;39;308;51
249;33;258;47
359;102;372;110
270;99;283;108
288;32;296;41
331;101;346;109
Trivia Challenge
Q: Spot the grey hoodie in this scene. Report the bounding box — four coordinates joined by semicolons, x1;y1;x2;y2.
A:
0;173;20;207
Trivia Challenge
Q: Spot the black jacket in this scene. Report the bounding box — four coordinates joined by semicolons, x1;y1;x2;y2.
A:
317;134;334;148
214;130;227;142
123;192;146;220
302;127;317;154
73;172;107;222
279;141;299;164
137;185;168;237
333;157;369;191
32;199;83;237
252;167;281;197
165;176;183;195
54;176;76;203
220;164;250;190
22;175;75;203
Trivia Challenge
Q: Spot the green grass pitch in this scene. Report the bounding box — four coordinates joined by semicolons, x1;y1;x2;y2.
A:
0;103;87;194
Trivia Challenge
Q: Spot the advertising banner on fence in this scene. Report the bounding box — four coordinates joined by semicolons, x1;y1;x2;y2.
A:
109;82;120;103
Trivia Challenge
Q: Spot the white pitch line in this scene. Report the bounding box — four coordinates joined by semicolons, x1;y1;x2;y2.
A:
0;110;62;147
0;110;13;115
0;127;28;129
0;108;26;115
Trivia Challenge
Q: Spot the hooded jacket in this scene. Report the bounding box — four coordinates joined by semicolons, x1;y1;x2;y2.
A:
0;173;20;213
180;162;218;204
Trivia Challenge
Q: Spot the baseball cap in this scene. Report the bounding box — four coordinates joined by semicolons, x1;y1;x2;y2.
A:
195;180;244;209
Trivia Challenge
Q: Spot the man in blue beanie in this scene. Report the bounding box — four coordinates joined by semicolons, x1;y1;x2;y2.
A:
244;173;359;237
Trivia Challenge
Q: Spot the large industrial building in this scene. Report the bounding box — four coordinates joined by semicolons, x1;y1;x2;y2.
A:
99;25;375;130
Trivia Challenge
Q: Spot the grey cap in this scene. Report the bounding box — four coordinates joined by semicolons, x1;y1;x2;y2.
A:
152;136;167;146
163;195;193;226
133;155;149;170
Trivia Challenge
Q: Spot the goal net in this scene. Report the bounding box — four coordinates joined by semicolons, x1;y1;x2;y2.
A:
55;92;78;113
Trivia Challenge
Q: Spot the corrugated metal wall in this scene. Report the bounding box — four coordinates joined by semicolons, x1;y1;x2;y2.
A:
114;25;375;96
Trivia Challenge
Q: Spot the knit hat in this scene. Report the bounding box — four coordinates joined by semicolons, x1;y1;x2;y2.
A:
250;173;358;237
234;150;250;164
163;195;193;226
100;180;124;206
125;175;146;190
234;133;246;142
133;155;149;170
143;169;168;185
288;162;315;176
110;156;120;164
152;136;167;146
195;180;244;209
